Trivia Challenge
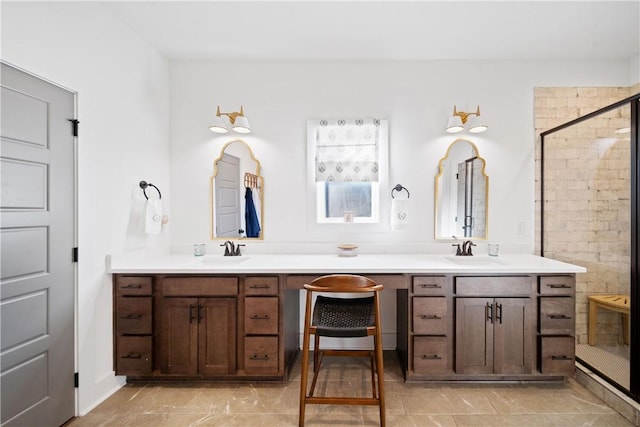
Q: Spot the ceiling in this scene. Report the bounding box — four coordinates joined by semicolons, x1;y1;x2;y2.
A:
100;1;640;61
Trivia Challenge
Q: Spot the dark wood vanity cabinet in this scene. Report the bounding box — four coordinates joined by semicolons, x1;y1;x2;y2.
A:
113;276;154;375
243;276;280;374
113;271;576;383
454;276;534;376
160;297;237;375
159;276;238;376
404;274;575;381
113;274;292;381
537;275;576;375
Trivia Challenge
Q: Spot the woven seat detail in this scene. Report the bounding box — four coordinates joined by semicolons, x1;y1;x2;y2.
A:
312;296;375;337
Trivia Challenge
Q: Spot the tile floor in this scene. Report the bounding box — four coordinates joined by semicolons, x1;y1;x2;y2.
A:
67;352;633;426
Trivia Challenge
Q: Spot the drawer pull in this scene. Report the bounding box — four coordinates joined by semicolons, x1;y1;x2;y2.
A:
551;355;572;361
548;284;571;289
249;284;271;289
421;354;442;360
250;315;271;320
122;352;143;359
121;284;142;289
122;314;143;320
420;314;442;320
420;284;441;289
549;314;572;320
249;354;270;360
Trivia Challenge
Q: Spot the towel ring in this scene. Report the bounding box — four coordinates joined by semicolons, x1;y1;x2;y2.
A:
139;180;162;200
391;184;410;199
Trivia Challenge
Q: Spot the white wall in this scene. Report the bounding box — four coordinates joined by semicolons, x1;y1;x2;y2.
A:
170;60;631;254
2;2;171;415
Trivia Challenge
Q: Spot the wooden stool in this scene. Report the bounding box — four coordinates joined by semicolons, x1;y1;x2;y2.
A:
588;294;630;346
298;274;385;427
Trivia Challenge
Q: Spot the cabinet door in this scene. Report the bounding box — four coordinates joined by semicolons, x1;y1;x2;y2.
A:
160;298;198;375
494;298;532;374
199;298;237;375
455;298;493;374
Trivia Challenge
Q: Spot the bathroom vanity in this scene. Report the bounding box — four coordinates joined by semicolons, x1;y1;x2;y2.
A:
109;253;584;383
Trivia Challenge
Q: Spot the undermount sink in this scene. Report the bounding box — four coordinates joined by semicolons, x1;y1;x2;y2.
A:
195;256;251;265
445;256;507;265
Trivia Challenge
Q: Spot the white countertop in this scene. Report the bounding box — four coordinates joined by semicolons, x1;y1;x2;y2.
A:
107;253;586;275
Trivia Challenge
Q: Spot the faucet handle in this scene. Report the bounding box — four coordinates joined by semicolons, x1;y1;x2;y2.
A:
452;243;462;256
234;243;245;256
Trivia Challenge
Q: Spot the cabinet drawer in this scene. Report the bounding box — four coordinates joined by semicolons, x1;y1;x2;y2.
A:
539;276;575;295
245;336;278;373
245;277;279;296
413;336;451;374
413;276;447;295
245;297;279;335
116;336;152;375
540;336;575;375
116;297;152;334
456;276;532;296
540;297;574;334
162;277;238;296
412;297;447;334
116;276;152;296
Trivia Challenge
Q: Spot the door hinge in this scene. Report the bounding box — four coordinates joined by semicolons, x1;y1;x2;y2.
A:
68;119;79;137
72;247;78;263
74;372;79;388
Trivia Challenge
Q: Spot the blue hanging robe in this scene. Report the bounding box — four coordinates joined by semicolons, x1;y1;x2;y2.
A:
245;187;261;238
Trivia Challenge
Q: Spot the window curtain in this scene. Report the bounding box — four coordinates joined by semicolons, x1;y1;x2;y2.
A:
314;118;380;182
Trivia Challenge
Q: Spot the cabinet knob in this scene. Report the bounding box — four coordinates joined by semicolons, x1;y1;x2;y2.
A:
121;284;143;289
551;355;572;361
250;314;271;320
420;284;441;289
548;284;571;289
249;284;270;289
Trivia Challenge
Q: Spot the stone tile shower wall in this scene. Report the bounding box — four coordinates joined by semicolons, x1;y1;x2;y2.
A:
534;85;636;346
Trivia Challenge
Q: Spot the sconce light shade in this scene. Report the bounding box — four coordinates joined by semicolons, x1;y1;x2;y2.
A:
209;105;252;134
467;115;488;133
232;115;251;133
209;115;230;133
446;115;465;133
446;105;488;133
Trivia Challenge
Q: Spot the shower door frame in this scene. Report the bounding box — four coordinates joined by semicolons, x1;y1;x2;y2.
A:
540;93;639;402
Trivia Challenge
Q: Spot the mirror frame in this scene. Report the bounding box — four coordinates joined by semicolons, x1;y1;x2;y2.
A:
209;139;264;240
434;138;489;240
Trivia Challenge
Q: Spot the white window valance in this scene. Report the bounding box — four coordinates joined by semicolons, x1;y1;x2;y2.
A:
314;118;380;182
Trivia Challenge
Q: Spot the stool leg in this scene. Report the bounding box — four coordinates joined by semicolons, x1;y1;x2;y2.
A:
370;351;377;399
374;333;385;427
299;292;314;427
374;293;386;427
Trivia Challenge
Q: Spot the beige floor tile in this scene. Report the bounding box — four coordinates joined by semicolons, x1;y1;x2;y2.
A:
67;353;634;427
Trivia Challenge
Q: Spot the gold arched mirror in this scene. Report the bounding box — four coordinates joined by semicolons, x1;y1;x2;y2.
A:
210;139;264;239
435;139;488;240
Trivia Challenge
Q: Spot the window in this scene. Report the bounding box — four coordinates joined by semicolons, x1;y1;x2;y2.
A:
307;118;388;224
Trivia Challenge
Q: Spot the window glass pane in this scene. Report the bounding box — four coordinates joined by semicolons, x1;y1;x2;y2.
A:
325;182;372;218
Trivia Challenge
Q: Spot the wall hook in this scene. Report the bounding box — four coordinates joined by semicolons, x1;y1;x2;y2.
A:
139;180;162;200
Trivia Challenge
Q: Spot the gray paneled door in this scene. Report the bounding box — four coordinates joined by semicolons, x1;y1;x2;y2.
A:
1;63;75;426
